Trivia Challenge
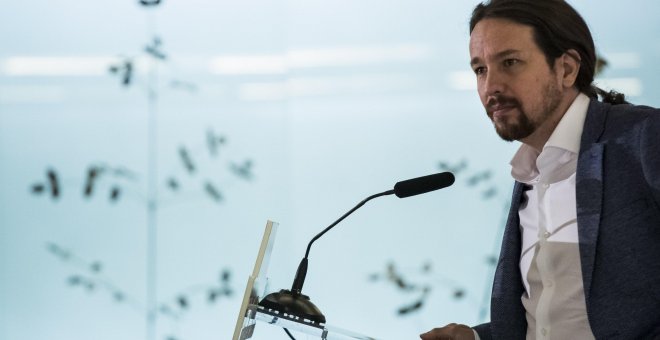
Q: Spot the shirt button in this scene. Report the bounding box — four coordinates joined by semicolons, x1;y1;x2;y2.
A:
542;183;550;189
541;328;548;336
543;231;551;239
546;280;554;287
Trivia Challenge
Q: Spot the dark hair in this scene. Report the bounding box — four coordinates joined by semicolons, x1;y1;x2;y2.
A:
469;0;626;104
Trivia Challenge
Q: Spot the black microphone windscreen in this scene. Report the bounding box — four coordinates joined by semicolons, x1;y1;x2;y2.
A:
393;172;455;198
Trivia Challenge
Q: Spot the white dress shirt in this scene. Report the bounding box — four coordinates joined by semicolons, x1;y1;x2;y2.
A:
512;93;589;294
510;93;594;339
472;94;594;340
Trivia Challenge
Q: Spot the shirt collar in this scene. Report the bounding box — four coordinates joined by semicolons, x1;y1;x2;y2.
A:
510;93;590;183
545;92;590;153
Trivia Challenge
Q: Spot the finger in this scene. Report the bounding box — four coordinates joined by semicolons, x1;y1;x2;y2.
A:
420;328;452;340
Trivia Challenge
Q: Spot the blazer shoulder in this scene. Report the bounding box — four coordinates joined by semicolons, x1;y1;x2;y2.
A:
584;99;660;142
608;102;660;118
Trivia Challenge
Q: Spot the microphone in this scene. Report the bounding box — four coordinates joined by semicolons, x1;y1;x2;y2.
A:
258;172;454;325
394;171;455;198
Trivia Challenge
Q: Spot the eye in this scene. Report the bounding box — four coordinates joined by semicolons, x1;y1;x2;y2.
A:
503;58;520;67
473;66;486;76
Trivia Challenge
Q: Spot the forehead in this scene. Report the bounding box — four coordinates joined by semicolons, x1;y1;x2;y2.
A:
469;18;538;60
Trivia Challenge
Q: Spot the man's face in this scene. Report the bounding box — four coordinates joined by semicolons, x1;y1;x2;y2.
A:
469;18;563;142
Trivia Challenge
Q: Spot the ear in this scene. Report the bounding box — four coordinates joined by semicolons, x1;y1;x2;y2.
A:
558;49;581;88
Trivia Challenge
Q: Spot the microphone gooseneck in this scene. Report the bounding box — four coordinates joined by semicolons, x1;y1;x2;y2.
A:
290;189;394;294
258;172;454;326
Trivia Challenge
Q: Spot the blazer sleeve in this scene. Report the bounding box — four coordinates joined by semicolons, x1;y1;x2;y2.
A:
473;322;492;340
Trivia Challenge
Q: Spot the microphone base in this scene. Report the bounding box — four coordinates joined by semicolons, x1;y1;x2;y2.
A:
258;289;326;325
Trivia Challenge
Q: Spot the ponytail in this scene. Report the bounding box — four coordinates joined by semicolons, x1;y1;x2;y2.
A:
587;86;628;105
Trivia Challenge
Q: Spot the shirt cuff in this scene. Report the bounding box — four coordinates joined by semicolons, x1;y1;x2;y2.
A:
473;329;481;340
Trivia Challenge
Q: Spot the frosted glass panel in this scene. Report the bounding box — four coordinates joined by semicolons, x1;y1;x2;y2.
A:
1;1;659;339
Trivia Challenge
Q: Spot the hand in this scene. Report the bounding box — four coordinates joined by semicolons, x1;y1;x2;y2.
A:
420;323;475;340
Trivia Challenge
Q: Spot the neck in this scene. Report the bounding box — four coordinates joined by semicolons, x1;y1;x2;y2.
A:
521;89;580;152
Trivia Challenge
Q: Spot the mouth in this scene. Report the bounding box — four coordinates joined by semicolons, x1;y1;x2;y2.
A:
489;105;517;121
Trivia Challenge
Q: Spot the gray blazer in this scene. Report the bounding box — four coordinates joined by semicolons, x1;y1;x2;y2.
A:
475;98;660;339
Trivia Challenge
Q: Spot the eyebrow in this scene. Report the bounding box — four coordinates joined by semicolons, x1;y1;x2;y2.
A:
470;49;522;66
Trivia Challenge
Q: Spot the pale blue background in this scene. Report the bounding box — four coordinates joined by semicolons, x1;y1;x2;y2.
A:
1;1;658;339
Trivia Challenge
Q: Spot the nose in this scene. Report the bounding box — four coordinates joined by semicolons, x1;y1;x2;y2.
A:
481;69;505;97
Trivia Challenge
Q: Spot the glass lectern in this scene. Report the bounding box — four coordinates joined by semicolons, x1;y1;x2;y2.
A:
232;221;376;340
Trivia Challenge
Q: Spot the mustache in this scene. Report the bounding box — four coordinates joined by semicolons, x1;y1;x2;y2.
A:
486;95;520;114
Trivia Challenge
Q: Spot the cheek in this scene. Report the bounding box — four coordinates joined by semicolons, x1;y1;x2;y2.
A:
512;79;539;105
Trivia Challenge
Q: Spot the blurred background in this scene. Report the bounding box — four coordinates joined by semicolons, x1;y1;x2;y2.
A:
1;0;658;339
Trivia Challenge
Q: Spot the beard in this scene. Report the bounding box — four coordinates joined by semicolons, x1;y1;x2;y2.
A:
486;79;562;142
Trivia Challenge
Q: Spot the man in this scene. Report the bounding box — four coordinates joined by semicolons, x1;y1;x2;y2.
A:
421;0;660;339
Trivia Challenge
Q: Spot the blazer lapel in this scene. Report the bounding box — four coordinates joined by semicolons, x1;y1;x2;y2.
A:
492;182;525;299
491;182;528;339
576;99;608;299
